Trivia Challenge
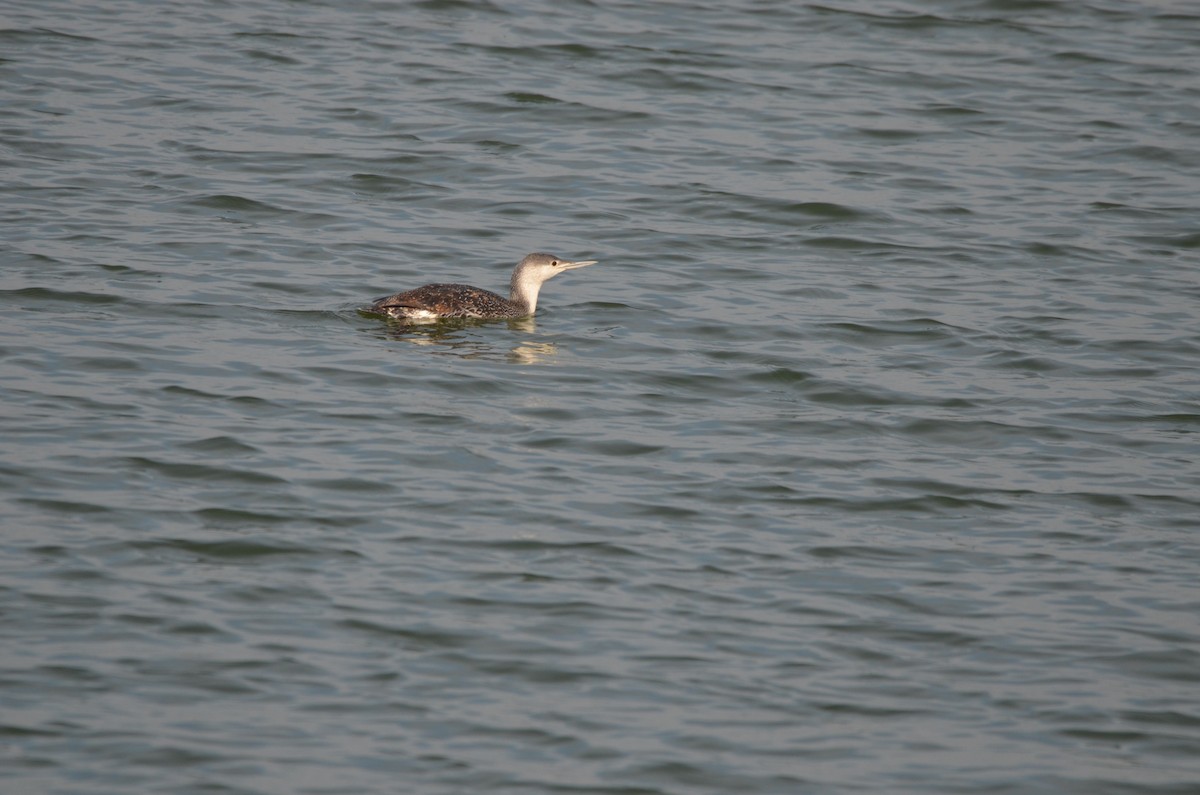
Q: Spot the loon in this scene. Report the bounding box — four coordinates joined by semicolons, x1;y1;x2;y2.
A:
367;252;597;320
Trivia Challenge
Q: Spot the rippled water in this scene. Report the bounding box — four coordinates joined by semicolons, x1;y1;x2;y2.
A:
3;1;1199;793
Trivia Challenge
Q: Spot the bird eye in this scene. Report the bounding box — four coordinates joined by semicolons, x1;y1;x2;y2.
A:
551;260;559;266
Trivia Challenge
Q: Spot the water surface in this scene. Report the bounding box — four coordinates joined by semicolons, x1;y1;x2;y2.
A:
2;1;1199;793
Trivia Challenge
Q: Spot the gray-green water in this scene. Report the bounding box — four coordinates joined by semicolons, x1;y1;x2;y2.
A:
3;1;1199;793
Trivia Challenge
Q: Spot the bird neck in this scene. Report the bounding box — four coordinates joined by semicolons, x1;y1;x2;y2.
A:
508;267;542;315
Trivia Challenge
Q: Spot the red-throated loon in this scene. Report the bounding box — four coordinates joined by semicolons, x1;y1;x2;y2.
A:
367;252;597;320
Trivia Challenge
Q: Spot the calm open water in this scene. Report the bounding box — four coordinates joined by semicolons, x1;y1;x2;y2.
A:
2;1;1199;793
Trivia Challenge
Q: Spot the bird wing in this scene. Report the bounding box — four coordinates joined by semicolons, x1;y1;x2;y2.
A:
371;283;511;318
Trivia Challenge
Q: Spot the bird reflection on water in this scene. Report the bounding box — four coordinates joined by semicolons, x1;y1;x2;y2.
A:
366;316;562;365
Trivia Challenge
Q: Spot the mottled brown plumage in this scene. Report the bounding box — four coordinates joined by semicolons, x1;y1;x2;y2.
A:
367;252;597;320
374;283;522;319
